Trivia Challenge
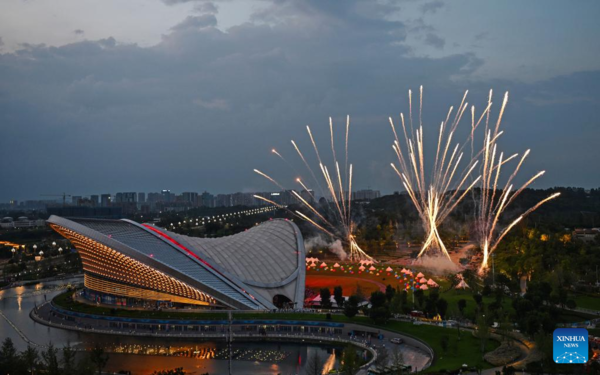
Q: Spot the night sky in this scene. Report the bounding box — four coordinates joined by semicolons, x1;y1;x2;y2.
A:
0;0;598;201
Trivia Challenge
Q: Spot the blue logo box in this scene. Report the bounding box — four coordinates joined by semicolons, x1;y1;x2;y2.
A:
553;328;588;364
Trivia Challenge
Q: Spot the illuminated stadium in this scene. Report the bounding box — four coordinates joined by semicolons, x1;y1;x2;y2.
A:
47;215;306;310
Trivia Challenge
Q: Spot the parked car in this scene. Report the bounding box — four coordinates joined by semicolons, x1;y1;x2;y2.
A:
390;338;403;344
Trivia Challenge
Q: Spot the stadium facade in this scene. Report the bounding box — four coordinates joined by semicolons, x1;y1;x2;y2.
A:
47;215;306;310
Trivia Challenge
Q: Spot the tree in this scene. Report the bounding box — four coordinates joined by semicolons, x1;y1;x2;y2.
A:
334;286;344;308
62;343;77;375
41;343;61;375
390;292;404;314
370;291;387;308
21;345;39;375
304;351;324;375
319;288;332;309
75;354;96;375
414;289;425;308
344;295;360;318
457;299;467;315
385;284;396;302
89;344;109;375
391;344;404;374
0;338;19;375
436;298;449;319
369;291;391;324
476;315;490;359
473;293;483;306
373;346;389;369
341;345;360;375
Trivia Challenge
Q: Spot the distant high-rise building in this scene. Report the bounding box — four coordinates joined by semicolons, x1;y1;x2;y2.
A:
200;191;214;208
90;195;99;206
115;192;136;203
100;194;112;207
352;189;381;201
215;194;232;207
182;192;198;206
72;196;82;206
300;189;314;205
147;192;162;203
138;192;146;204
279;190;295;205
161;189;173;203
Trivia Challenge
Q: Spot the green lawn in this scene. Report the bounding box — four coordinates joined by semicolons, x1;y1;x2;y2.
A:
571;293;600;311
556;309;598;324
381;320;500;372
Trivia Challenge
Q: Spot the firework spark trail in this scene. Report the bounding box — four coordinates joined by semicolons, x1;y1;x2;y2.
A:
389;88;482;261
475;91;560;273
271;148;303;177
257;117;373;262
253;194;283;208
253;169;285;190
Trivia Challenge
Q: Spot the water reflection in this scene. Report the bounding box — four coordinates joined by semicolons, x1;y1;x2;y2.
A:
0;278;341;374
92;343;290;363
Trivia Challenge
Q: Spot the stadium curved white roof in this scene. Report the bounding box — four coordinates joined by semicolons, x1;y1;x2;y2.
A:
47;215;305;310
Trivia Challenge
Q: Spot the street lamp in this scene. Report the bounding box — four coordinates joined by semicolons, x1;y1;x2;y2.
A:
11;248;16;257
52;241;56;247
58;247;63;255
33;244;37;254
39;250;44;258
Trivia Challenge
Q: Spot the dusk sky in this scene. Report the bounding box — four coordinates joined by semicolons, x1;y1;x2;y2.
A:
1;0;599;201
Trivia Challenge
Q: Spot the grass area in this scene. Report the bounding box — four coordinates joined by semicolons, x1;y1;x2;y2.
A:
381;320;500;372
556;309;599;324
571;293;600;311
436;288;514;320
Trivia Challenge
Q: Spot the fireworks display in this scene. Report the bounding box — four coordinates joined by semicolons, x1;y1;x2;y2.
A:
254;116;374;262
474;90;560;273
389;87;560;272
389;87;482;261
255;87;559;271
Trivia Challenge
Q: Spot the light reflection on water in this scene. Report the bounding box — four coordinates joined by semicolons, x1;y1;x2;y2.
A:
1;278;340;375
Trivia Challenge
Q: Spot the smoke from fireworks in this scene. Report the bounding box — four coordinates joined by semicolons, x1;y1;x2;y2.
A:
475;91;560;273
255;116;374;262
390;87;482;261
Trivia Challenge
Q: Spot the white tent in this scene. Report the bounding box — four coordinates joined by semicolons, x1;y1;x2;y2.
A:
416;272;425;278
420;284;429;290
456;280;470;289
369;265;376;271
320;262;327;268
386;266;393;272
333;263;341;268
427;278;436;286
359;265;366;271
420;277;428;283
